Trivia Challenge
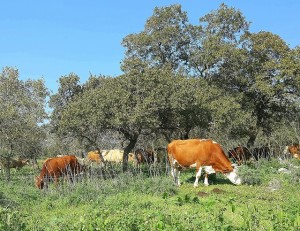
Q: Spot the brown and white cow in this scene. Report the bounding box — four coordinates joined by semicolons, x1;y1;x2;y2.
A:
35;155;84;189
283;144;300;159
167;139;241;187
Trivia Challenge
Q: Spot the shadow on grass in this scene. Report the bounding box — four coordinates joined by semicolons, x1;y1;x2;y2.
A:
185;174;234;186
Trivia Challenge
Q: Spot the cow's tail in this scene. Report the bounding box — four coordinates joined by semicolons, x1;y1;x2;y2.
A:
166;145;173;166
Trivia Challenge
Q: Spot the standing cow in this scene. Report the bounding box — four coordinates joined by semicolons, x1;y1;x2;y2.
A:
35;155;84;189
167;139;241;187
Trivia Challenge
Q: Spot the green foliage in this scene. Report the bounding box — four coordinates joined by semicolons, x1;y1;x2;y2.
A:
46;3;300;156
122;4;196;73
237;164;263;185
0;208;29;231
0;67;48;180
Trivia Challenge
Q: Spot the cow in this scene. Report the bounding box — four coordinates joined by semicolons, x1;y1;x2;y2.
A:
101;149;135;163
167;139;241;187
35;155;84;189
228;146;252;165
87;150;103;164
283;144;300;159
134;149;155;166
0;158;30;172
87;149;135;164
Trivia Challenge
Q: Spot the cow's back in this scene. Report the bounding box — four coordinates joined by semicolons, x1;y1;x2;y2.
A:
168;139;212;166
102;149;123;162
43;155;79;175
36;155;81;189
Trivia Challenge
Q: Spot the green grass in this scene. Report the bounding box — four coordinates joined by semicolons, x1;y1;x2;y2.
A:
0;160;300;230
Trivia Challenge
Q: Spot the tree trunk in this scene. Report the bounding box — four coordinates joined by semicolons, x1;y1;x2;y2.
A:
96;147;105;163
247;126;259;148
5;158;11;182
122;136;138;172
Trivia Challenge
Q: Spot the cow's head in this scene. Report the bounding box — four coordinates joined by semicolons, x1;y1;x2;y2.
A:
224;164;241;185
35;176;44;189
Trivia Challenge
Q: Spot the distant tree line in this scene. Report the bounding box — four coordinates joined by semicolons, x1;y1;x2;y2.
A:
1;4;299;173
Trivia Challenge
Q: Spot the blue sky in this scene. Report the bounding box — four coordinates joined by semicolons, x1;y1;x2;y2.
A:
1;0;299;93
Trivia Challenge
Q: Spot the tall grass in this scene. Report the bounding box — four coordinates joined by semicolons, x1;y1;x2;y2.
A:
0;158;300;230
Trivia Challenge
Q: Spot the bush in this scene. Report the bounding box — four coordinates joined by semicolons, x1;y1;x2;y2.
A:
238;165;262;185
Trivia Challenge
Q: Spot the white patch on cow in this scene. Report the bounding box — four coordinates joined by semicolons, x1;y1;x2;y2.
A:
170;159;181;186
202;166;216;186
173;159;179;167
224;168;241;185
231;163;238;168
203;166;216;174
193;167;202;187
189;163;197;168
203;175;209;186
199;139;209;142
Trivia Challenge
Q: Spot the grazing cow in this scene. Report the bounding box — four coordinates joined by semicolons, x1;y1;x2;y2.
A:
35;155;84;189
228;146;252;165
101;149;135;163
167;139;241;187
0;158;30;172
283;144;300;159
87;150;103;164
134;149;155;165
87;149;134;164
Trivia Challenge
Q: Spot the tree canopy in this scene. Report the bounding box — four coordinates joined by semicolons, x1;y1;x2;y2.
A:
2;4;299;173
0;67;48;180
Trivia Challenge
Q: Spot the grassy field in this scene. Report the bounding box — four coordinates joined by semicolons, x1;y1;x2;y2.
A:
0;159;300;231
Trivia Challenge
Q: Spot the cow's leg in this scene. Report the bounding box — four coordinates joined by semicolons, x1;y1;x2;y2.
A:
194;166;202;187
204;173;209;186
169;157;181;186
171;166;181;186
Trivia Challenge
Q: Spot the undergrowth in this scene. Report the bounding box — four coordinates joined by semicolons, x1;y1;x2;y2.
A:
0;159;299;230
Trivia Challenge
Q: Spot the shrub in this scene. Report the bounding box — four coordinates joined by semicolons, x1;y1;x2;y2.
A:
238;165;262;185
